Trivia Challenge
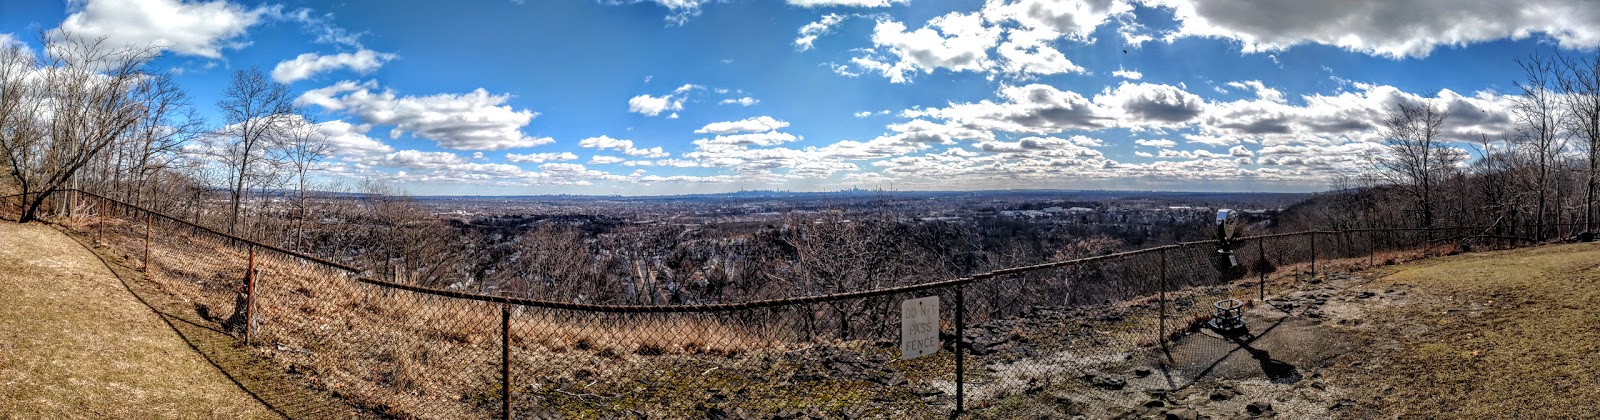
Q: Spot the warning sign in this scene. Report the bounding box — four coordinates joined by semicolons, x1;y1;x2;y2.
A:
901;296;939;359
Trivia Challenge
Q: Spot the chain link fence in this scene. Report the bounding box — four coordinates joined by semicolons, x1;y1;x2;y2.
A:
4;189;1591;418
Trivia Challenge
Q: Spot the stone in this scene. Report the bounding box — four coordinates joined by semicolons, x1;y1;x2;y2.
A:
1246;402;1273;415
1165;408;1200;420
1133;367;1153;377
1143;399;1166;408
1084;372;1127;390
1054;395;1087;416
1210;387;1238;401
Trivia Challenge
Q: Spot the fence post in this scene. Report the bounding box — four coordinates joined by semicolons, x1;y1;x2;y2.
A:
502;301;511;420
1309;232;1317;279
96;196;104;241
244;245;257;345
1158;247;1168;347
143;212;152;273
1257;239;1265;303
954;284;965;417
1368;230;1376;266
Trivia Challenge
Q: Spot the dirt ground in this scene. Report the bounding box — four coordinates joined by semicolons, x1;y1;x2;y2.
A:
1328;242;1600;418
0;221;277;419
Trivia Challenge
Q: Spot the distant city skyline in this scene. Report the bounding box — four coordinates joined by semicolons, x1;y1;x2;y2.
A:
2;0;1596;195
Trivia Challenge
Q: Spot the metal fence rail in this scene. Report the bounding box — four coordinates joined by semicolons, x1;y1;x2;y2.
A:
3;189;1588;418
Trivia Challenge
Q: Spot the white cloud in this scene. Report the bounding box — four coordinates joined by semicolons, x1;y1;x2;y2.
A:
271;49;396;84
628;84;701;117
695;116;791;134
795;13;847;51
1095;82;1207;126
296;81;552;151
1135;139;1176;148
628;94;678;117
841;0;1132;82
694;131;801;147
1112;69;1143;80
315;119;394;157
1224;80;1284;103
719;96;759;106
55;0;269;58
1147;0;1600;58
505;152;578;163
382;150;467;169
577;135;671;158
862;12;1002;83
788;0;908;6
590;155;626;164
904;84;1110;135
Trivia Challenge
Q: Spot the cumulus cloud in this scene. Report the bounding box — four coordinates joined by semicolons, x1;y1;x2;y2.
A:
696;116;791;134
795;13;847;51
1112;69;1143;80
858;12;1001;83
719;96;759;106
788;0;908;6
315;119;394;157
1095;82;1206;126
629;84;701;117
1135;139;1176;148
1147;0;1600;58
904;84;1110;135
296;81;552;151
578;135;671;158
271;49;396;84
841;0;1133;82
590;155;626;164
55;0;269;58
506;152;578;163
1224;80;1284;103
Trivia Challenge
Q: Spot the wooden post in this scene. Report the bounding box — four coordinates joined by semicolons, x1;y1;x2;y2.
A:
502;302;511;420
244;246;257;345
143;212;152;273
1309;232;1317;279
96;196;104;241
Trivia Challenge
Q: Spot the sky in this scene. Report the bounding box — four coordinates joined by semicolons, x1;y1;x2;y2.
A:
1;0;1598;195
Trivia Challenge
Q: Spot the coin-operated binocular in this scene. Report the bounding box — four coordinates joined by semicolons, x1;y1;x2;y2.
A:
1213;209;1247;281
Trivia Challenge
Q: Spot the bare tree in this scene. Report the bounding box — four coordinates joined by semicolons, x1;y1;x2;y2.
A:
125;72;202;209
1559;53;1600;233
279;116;329;247
215;67;295;236
0;35;155;223
1376;100;1459;229
1513;53;1569;239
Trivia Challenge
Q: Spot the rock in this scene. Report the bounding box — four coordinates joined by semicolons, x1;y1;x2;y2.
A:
1054;395;1087;416
1210;387;1238;401
1356;291;1375;299
1246;402;1273;415
1143;399;1165;408
1133;367;1153;377
1084;372;1127;390
1165;407;1199;420
1329;399;1356;410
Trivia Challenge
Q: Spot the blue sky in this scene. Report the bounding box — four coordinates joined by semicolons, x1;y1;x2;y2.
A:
2;0;1597;195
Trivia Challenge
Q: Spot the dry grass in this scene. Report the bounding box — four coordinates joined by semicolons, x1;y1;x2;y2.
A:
71;213;815;419
0;221;277;419
1332;242;1600;418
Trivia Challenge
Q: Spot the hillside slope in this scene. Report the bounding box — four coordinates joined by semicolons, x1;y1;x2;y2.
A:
1328;242;1600;418
0;221;277;418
